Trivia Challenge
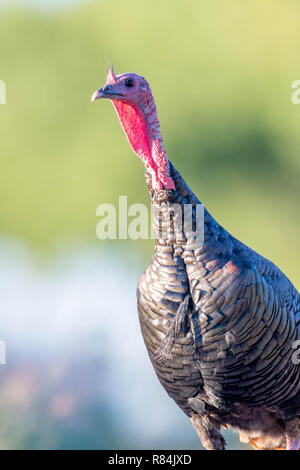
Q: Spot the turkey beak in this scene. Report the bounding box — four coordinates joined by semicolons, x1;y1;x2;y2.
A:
91;86;123;102
91;88;106;102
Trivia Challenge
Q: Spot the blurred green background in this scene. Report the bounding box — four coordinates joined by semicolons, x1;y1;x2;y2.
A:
0;0;299;450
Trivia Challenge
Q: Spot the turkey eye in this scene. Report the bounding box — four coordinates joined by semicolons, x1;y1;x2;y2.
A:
124;78;134;88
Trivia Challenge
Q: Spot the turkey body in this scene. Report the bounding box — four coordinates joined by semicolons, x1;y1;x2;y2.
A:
137;163;300;450
91;68;300;450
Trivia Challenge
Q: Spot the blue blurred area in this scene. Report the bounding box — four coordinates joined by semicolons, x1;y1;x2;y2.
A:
0;241;249;449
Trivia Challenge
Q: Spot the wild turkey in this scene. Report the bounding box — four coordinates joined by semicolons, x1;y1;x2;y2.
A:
92;68;300;450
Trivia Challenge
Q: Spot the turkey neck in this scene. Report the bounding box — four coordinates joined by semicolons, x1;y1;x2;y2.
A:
146;162;234;264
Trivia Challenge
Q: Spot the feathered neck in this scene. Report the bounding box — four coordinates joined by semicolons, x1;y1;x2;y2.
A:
111;83;175;190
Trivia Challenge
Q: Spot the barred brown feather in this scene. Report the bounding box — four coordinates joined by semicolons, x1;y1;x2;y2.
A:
137;163;300;450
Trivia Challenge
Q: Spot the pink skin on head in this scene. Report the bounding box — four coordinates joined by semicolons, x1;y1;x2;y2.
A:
106;67;117;85
91;67;175;190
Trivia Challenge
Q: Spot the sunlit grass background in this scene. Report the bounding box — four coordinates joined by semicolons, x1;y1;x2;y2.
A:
0;0;299;450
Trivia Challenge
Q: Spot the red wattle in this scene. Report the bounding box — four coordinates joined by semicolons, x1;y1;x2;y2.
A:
111;101;163;189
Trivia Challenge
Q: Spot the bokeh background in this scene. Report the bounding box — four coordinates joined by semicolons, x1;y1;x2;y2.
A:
0;0;299;450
